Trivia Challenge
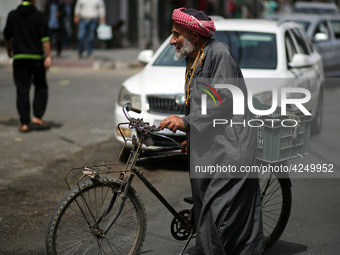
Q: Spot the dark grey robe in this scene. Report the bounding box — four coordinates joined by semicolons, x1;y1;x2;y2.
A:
183;39;264;255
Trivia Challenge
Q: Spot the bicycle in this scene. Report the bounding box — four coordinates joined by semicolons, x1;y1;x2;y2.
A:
46;103;292;254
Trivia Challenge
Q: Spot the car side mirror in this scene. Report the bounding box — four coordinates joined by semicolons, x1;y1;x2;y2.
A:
313;32;329;42
137;50;154;64
288;53;312;68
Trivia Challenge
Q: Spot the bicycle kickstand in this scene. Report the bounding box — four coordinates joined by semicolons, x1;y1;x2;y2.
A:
178;231;195;255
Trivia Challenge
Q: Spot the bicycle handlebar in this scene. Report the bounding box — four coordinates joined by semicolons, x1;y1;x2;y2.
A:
123;103;159;133
123;103;141;121
121;103;182;149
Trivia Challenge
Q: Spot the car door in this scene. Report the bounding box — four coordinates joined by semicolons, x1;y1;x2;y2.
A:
311;19;336;77
289;27;320;112
283;29;305;111
328;18;340;76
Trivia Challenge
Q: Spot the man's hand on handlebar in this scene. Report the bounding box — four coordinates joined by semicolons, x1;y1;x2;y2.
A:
159;115;186;133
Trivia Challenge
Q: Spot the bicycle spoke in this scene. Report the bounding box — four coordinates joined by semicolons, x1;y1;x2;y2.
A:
263;211;280;223
98;188;119;225
262;182;281;207
103;237;123;254
263;200;283;208
263;222;274;236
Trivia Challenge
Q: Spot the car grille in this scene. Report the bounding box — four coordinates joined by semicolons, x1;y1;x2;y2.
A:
147;95;185;115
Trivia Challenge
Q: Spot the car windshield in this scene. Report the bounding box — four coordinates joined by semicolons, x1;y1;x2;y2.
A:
153;31;277;69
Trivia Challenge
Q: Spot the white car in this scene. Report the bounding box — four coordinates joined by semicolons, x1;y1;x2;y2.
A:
114;19;324;148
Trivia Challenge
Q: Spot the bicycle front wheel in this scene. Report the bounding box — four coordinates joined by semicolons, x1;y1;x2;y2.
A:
46;177;147;255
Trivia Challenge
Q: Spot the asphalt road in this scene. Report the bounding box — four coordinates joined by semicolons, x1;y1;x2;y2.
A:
0;65;339;254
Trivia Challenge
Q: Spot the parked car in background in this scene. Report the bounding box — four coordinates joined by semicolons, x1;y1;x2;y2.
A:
293;1;339;14
270;13;340;77
114;19;325;149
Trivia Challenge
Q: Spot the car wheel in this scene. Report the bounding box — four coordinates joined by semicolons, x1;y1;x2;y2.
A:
312;90;323;134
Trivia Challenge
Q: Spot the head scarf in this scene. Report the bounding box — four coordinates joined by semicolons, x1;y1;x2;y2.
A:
172;8;216;38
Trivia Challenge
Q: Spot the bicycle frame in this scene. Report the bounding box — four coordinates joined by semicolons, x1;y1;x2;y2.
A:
121;143;189;229
63;119;192;241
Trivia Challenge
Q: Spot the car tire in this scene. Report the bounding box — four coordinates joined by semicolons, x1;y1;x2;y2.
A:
312;89;323;135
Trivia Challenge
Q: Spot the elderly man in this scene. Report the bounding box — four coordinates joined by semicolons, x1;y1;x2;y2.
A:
159;8;264;255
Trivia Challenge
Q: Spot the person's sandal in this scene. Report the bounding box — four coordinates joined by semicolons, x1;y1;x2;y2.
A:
32;121;50;131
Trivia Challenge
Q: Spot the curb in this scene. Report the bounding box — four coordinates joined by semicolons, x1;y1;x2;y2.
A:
0;48;143;70
0;55;142;70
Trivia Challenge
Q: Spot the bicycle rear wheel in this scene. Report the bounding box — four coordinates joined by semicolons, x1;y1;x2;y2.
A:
46;177;147;255
260;173;292;251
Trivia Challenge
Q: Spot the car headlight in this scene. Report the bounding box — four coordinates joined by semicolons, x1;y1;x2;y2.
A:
118;86;141;109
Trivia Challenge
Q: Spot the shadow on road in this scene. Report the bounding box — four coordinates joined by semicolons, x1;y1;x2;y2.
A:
266;240;308;254
0;118;63;129
183;240;308;255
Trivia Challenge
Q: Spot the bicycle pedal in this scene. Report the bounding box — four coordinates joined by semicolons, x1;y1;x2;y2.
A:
183;197;193;204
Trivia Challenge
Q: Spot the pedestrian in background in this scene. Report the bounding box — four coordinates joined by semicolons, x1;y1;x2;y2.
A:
61;0;74;48
74;0;106;59
4;0;51;133
47;0;65;57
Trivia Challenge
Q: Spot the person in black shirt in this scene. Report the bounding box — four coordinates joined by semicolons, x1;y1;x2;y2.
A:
4;0;52;132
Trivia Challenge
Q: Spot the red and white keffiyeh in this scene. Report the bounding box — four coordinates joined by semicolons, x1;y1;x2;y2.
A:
172;8;216;38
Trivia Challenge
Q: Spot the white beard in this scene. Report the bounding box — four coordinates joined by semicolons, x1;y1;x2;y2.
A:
175;37;196;60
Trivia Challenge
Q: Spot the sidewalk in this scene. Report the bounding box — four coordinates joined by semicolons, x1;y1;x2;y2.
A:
0;47;143;69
